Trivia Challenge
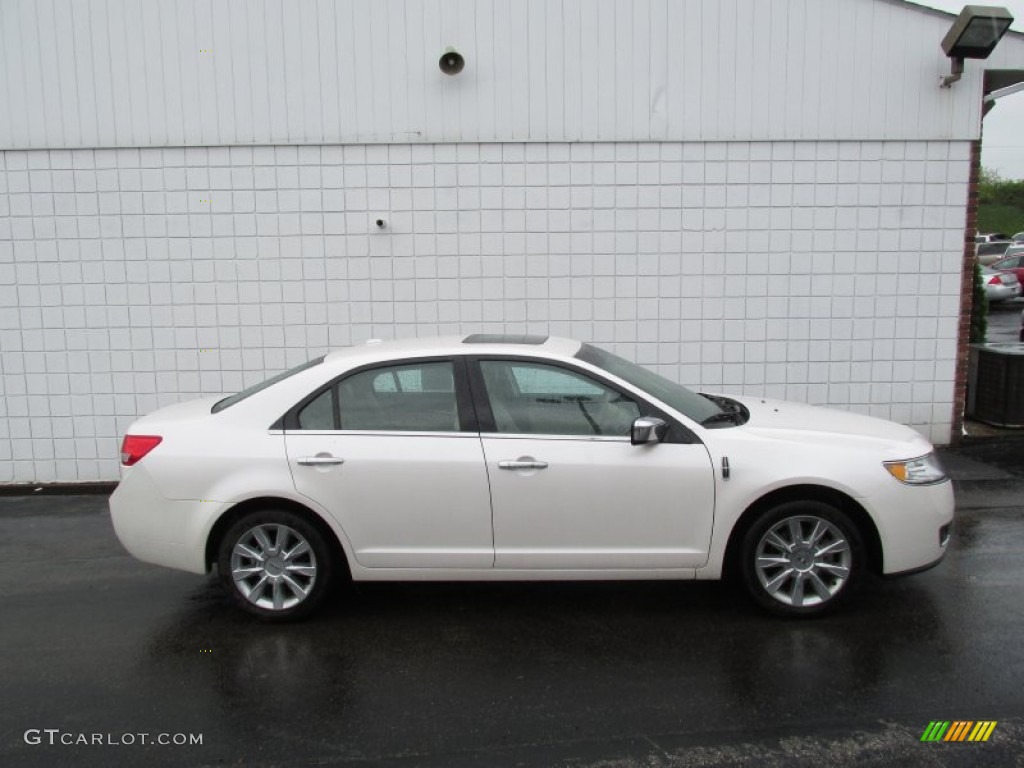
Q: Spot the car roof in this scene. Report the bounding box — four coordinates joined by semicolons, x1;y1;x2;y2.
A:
322;334;584;367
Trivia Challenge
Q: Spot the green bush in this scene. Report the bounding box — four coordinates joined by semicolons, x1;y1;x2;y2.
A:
970;261;988;344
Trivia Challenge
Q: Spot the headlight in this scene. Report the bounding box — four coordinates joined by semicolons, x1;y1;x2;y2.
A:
883;453;948;485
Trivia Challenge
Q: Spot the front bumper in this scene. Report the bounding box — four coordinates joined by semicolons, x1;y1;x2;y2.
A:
866;477;955;575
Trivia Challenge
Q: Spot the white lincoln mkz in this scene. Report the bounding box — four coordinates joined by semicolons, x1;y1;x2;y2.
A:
110;334;954;619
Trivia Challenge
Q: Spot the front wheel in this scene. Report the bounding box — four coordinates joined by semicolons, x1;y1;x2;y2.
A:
739;501;864;617
217;509;335;621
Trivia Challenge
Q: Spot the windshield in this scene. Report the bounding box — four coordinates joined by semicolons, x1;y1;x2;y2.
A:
211;356;325;413
575;344;724;424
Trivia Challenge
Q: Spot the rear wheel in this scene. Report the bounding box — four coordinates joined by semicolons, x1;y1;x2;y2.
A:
217;509;335;621
739;501;864;617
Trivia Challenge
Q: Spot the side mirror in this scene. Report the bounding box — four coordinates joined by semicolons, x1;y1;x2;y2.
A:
631;416;668;445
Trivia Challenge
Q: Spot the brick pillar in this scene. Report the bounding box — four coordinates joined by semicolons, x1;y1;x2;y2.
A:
951;138;982;444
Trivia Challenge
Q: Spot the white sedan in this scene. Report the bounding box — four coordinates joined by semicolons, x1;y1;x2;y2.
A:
110;335;954;620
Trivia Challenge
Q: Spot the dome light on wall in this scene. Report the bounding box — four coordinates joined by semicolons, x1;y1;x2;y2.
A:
940;5;1014;87
439;48;465;76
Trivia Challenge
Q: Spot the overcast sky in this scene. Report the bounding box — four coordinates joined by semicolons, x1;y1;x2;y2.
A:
925;0;1024;179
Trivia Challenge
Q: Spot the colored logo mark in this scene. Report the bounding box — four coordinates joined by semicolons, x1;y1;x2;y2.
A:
920;721;997;742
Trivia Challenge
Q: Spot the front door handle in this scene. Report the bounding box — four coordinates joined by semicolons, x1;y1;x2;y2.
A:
297;455;345;466
498;459;549;470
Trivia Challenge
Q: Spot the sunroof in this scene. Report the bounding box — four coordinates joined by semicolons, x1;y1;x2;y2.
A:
462;334;549;345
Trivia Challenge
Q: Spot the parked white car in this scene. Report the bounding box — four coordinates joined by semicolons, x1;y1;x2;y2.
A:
977;241;1014;266
976;232;1011;243
110;335;954;620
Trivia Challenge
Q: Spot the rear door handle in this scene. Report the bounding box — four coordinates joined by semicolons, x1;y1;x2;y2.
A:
297;455;345;466
498;460;549;470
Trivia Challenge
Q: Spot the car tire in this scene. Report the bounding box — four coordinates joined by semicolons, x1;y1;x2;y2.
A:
217;508;335;621
739;500;864;617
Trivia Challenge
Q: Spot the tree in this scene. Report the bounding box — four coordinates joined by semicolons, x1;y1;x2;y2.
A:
977;167;1024;234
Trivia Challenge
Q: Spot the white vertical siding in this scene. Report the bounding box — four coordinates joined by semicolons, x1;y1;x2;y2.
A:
4;0;1020;150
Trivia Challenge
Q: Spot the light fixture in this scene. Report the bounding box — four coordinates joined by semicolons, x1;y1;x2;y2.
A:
940;5;1014;87
438;47;465;76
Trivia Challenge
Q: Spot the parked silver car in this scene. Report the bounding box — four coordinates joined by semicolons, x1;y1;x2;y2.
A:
981;266;1021;303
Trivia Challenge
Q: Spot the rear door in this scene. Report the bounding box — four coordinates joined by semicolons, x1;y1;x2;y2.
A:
284;358;493;569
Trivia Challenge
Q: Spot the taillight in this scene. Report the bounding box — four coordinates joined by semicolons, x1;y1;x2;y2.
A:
120;435;163;466
990;275;1003;285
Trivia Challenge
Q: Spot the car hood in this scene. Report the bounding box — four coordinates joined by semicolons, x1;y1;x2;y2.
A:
719;394;927;450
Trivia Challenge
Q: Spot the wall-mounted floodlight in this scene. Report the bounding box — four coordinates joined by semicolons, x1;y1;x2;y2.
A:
940;5;1014;87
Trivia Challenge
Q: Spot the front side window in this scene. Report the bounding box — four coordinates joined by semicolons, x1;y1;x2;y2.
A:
338;361;460;432
479;360;640;436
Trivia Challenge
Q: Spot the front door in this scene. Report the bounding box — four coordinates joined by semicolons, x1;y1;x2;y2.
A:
473;358;716;569
285;359;493;569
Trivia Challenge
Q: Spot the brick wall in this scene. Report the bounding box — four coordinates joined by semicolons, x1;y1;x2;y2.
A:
952;139;983;442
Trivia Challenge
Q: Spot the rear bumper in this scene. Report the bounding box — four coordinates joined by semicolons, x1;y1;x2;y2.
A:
986;284;1020;302
109;466;220;575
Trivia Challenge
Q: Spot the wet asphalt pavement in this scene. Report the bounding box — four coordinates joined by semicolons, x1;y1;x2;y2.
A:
2;442;1024;768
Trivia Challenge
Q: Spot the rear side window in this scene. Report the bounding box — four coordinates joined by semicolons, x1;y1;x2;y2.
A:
370;367;448;393
212;356;325;413
338;361;460;432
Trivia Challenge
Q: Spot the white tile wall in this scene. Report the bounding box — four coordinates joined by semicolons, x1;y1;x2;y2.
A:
0;140;969;482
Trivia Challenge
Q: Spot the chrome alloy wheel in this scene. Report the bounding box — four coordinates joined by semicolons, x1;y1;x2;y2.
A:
230;524;318;612
754;515;852;608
